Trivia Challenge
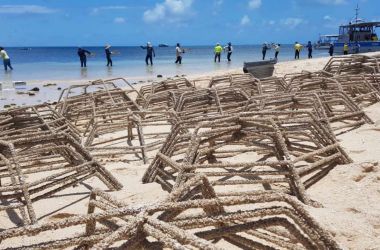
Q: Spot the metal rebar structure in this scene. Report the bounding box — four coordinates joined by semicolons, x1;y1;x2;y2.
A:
244;91;373;135
363;73;380;92
174;87;251;121
286;74;343;93
0;180;340;249
208;73;264;96
323;54;380;75
55;78;142;132
258;76;288;94
333;74;380;107
143;114;351;205
83;110;175;163
136;77;195;103
0;104;81;142
0;132;122;227
285;72;380;107
208;73;288;96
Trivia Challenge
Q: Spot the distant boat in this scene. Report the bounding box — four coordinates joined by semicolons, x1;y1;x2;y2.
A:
325;5;380;54
20;48;32;51
158;44;169;47
314;35;339;50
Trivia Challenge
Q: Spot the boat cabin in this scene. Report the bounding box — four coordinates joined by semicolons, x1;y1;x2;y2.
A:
318;35;339;44
338;22;380;42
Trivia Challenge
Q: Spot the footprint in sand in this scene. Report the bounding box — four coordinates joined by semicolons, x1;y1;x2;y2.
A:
350;150;365;154
345;207;361;214
48;213;76;221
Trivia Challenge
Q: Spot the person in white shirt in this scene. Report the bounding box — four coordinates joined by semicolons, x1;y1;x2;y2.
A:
274;44;280;60
175;43;184;64
224;42;233;62
0;47;13;71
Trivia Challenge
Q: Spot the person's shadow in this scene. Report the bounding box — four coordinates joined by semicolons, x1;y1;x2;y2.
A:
80;68;88;79
107;66;113;77
0;198;24;229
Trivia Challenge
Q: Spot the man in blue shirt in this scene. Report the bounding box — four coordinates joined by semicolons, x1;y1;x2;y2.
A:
307;41;313;59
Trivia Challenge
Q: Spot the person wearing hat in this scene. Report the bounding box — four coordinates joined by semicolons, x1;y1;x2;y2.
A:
214;43;223;63
77;47;92;67
141;42;155;65
224;42;233;62
105;45;113;67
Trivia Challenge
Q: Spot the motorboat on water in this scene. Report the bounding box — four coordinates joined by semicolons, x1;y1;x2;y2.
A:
314;35;339;50
334;21;380;54
333;5;380;54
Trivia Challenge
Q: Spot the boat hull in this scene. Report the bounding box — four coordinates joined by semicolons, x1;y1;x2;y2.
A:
334;41;380;54
243;59;277;79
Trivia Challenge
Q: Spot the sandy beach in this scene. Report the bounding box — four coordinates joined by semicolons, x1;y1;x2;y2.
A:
1;52;380;249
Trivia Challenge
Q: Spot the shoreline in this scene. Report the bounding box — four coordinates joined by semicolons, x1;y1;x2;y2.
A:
1;52;377;108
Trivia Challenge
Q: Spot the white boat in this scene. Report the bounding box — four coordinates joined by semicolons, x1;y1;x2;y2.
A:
314;35;339;50
334;21;380;54
333;5;380;54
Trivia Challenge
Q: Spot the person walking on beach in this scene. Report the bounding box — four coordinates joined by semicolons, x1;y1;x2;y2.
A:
294;42;302;60
175;43;184;64
77;47;92;68
343;43;349;55
328;43;334;56
141;42;155;65
214;43;223;63
105;45;113;67
224;42;233;62
307;41;313;59
274;44;280;60
0;47;13;71
262;43;268;60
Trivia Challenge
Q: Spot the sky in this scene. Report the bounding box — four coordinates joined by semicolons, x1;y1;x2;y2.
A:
0;0;379;46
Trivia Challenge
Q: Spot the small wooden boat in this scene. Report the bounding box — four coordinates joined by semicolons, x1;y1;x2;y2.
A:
243;59;277;79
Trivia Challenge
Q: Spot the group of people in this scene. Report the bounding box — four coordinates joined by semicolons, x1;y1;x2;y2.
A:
293;41;332;60
294;41;360;60
261;43;281;60
213;42;233;63
0;41;366;71
77;44;115;68
76;42;235;68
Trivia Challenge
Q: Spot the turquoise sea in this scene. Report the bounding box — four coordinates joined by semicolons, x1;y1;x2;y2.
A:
0;45;330;83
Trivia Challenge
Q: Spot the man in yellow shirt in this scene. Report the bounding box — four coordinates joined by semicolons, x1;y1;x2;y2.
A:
343;43;349;55
214;43;223;63
294;42;302;60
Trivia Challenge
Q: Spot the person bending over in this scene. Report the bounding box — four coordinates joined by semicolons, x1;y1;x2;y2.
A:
77;47;92;67
0;47;13;71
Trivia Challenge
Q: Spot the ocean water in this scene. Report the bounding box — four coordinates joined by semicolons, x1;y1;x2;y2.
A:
0;45;330;83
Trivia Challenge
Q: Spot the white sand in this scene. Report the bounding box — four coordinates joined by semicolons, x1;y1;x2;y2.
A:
1;53;380;249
